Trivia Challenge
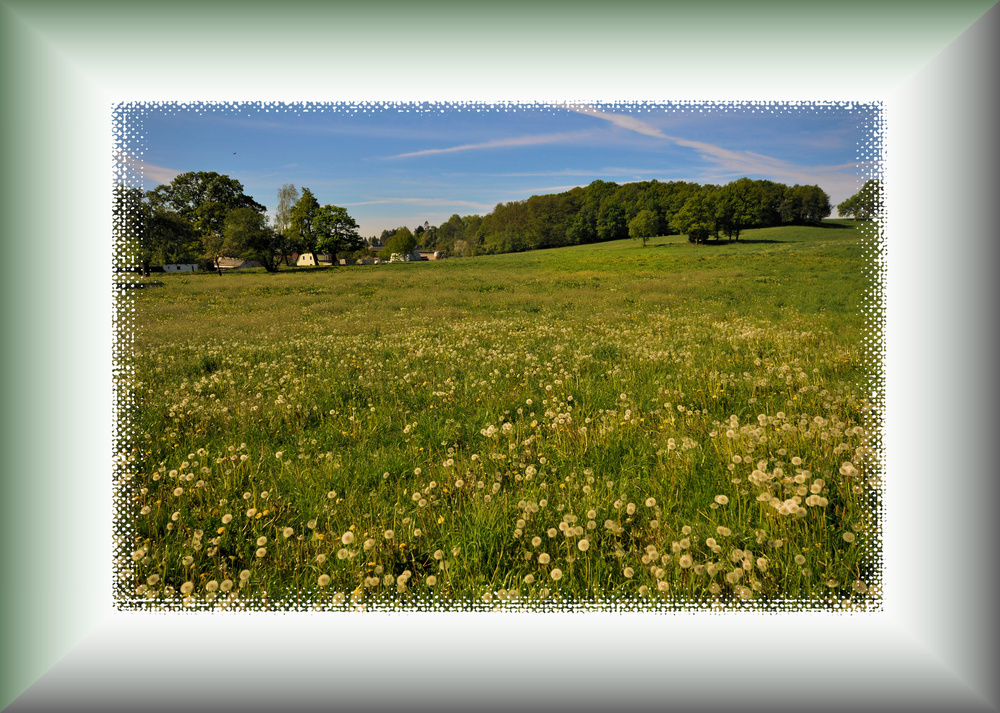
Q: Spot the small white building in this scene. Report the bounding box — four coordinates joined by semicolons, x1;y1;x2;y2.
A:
296;253;333;266
163;263;198;272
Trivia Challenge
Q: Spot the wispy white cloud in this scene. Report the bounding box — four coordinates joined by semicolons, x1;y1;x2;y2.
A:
384;131;594;159
114;150;183;186
342;197;495;211
562;104;869;201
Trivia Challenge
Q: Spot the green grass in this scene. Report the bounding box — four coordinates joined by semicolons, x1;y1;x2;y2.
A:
117;220;882;611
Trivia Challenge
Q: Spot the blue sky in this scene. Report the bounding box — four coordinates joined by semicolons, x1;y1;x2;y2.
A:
122;101;878;238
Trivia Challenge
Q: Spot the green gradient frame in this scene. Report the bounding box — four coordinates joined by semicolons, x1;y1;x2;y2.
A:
2;1;997;710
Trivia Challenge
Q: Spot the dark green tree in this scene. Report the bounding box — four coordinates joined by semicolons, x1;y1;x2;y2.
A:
716;177;759;241
315;204;363;262
670;192;716;244
837;179;882;221
596;199;627;242
289;187;321;265
382;226;417;260
222;207;282;272
147;171;265;274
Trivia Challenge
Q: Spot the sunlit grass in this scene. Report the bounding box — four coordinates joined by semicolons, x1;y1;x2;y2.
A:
116;220;881;611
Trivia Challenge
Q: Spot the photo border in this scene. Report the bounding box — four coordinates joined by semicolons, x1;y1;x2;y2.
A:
2;2;997;710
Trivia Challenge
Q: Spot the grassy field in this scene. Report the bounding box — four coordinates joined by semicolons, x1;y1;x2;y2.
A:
116;220;882;611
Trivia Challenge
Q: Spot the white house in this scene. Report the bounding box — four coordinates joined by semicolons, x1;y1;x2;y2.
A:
163;263;198;272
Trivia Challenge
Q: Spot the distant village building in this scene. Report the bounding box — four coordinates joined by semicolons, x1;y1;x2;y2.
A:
417;251;445;261
216;257;261;270
162;263;198;272
296;253;333;266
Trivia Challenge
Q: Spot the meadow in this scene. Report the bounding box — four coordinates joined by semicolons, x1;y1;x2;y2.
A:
116;220;882;611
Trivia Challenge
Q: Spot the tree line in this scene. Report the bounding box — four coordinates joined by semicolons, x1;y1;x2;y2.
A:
393;178;835;257
114;172;365;275
115;171;877;273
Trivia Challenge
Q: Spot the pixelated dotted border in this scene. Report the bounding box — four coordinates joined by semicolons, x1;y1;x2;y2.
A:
111;100;884;614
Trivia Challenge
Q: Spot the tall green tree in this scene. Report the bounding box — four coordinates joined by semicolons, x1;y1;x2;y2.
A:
274;184;299;265
780;185;831;224
837;179;882;221
223;207;282;272
596;199;627;242
670;191;717;244
628;209;660;247
289;187;321;265
147;171;265;274
716;177;759;241
315;204;363;262
382;226;417;260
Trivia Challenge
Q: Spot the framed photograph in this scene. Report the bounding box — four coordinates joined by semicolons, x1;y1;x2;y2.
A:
2;2;996;710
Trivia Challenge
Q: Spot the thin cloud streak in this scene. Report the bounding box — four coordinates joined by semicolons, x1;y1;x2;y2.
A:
342;197;494;211
115;151;182;186
563;104;869;196
384;131;595;159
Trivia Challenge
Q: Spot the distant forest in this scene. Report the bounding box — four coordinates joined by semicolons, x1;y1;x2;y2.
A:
118;173;880;273
394;177;840;257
